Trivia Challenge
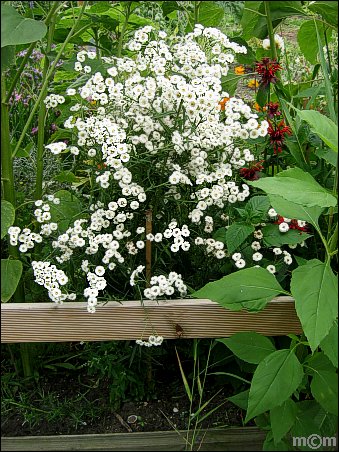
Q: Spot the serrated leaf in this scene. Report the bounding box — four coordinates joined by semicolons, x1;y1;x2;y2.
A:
1;259;23;302
218;332;276;364
245;350;303;422
262;224;311;247
291;259;338;352
270;399;297;444
1;200;15;239
249;168;337;208
320;320;338;367
226;223;255;254
193;267;285;311
311;370;338;415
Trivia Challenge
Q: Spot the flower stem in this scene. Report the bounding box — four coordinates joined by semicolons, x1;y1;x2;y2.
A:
264;1;278;61
35;4;57;200
117;2;131;58
12;1;87;159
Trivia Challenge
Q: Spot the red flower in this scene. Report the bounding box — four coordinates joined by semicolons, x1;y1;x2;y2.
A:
255;58;282;86
266;102;281;119
275;215;308;232
267;119;292;154
239;161;264;181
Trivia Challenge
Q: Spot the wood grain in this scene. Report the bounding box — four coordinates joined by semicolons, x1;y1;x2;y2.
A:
1;427;266;451
1;297;302;343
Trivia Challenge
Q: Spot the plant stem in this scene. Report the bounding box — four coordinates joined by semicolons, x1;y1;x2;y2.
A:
117;2;131;58
4;2;60;105
1;78;33;378
264;1;278;61
12;1;87;158
35;6;57;200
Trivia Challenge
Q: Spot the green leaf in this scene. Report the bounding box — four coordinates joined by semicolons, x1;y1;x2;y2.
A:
270;399;297;444
252;2;305;39
308;1;338;27
245;349;303;422
291;259;338;352
1;259;23;302
291;401;322;450
262;432;290;451
245;195;271;222
294;255;308;267
240;1;263;40
217;332;276;364
228;390;249;410
320;320;338;367
1;45;15;72
226;223;255;254
296;109;338;153
1;200;15;239
311;370;338;415
229;37;255;65
298;20;333;64
221;73;241;97
197;1;225;27
1;5;47;47
268;194;324;230
49;190;83;233
262;224;311;247
256;83;269;108
249;167;337;208
304;351;336;375
315;147;338;167
193;267;285;311
54;171;79;183
161;1;183;16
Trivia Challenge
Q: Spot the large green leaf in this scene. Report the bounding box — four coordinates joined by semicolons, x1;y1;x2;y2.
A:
298;20;333;64
311;370;338;415
291;260;338;352
296;109;338;153
197;1;225;27
320;320;338;367
1;45;15;72
291;401;323;450
262;224;311;247
252;2;305;39
226;223;255;254
1;200;15;239
1;259;23;302
268;195;324;230
193;267;285;311
218;332;276;364
308;1;338;27
270;399;297;445
249;168;337;208
228;389;250;410
49;190;83;233
245;350;303;422
1;5;47;47
221;73;242;97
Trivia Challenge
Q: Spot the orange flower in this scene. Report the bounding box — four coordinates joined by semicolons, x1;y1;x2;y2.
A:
253;102;267;112
219;97;230;111
97;162;107;170
247;79;259;89
234;65;245;75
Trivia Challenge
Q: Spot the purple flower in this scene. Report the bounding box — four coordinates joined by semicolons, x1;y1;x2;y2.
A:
31;127;38;135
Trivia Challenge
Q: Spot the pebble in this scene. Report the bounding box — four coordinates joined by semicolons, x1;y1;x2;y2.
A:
173;407;179;413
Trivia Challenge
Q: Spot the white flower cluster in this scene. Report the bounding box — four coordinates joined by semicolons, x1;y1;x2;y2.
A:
136;335;164;347
143;272;187;300
84;270;107;313
8;226;42;252
44;94;65;108
130;265;145;286
14;24;272;315
262;34;285;52
195;237;226;259
32;261;75;303
45;142;67;155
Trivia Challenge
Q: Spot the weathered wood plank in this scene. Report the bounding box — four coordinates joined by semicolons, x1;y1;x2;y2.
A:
1;427;266;451
1;297;301;343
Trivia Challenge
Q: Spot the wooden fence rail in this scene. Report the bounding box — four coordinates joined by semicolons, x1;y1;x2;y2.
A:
1;297;302;343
